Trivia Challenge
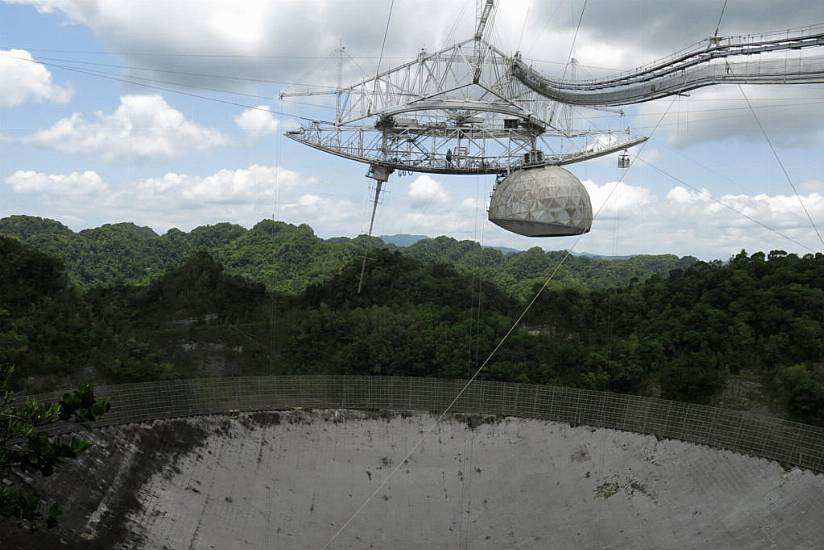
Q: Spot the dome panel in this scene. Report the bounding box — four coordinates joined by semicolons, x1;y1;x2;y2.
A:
488;165;592;237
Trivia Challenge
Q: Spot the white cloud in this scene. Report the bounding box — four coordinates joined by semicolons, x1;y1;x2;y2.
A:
408;175;450;209
666;186;711;205
6;161;823;258
5;169;106;194
0;163;343;233
664;186;824;232
399;208;480;236
122;165;354;233
134;164;306;205
234;106;279;141
564;180;824;258
282;193;359;227
24;94;227;160
2;0;469;90
461;197;483;210
583;179;655;220
0;49;73;107
297;193;321;207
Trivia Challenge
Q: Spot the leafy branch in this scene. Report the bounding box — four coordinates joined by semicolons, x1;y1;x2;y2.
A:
0;366;110;532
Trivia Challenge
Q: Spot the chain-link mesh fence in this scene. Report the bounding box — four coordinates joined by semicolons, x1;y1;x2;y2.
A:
30;375;824;473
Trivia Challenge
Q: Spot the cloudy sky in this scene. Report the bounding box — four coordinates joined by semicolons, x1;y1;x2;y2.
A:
1;0;824;259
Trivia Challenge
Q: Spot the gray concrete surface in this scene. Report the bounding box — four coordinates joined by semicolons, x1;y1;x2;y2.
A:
4;409;823;549
105;411;824;548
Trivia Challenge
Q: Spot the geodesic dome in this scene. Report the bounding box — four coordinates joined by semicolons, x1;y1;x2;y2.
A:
488;165;592;237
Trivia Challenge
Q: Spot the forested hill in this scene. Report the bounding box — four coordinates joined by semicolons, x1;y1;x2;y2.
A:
2;235;823;426
0;215;695;298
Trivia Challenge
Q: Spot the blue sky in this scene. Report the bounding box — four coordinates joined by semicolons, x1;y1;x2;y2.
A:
1;0;823;259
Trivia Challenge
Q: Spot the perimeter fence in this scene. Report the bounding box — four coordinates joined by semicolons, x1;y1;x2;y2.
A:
30;375;824;474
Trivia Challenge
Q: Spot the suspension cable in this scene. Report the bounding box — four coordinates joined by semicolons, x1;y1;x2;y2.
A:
372;0;396;96
737;84;824;248
317;97;677;550
516;0;533;52
550;0;588;124
639;157;817;254
4;53;333;124
564;0;588;74
714;0;730;38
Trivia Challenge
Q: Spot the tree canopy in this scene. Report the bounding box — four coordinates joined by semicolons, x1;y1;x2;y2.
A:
1;215;695;297
1;223;822;426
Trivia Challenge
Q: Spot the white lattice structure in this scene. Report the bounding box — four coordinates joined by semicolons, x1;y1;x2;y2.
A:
280;2;824;238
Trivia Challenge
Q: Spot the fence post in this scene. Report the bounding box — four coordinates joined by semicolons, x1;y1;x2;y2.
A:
732;416;744;449
789;424;804;466
704;408;716;445
574;390;581;425
640;399;649;434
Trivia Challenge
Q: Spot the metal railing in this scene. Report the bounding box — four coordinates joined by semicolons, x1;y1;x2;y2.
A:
30;375;824;474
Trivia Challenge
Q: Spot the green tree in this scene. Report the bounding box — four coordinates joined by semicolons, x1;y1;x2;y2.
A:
0;366;110;531
776;363;824;425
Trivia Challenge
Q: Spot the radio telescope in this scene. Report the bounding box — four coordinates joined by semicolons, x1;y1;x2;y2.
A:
281;0;824;240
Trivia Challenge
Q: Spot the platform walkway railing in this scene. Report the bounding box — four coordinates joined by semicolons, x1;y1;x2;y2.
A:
29;375;824;474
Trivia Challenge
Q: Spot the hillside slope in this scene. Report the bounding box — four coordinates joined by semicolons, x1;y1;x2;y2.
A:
0;215;696;297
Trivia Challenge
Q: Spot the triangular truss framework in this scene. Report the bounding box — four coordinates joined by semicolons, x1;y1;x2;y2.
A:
282;16;824;176
282;36;644;175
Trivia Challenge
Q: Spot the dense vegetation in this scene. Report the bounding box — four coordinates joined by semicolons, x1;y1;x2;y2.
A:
1;229;822;425
0;215;695;299
1;367;109;531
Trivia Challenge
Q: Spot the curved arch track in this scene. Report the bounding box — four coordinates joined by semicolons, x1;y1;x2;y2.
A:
513;26;824;106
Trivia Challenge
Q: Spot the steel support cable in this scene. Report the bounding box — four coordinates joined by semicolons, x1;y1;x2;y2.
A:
6;44;528;63
0;52;307;103
0;52;336;89
317;98;677;550
4;54;334;125
523;1;566;59
736;83;824;248
44;66;279;101
459;173;487;550
269;98;286;374
669;147;762;198
444;0;471;48
356;0;394;295
0;45;441;60
638;157;817;254
564;0;588;72
714;0;730;38
516;0;533;53
372;0;396;97
7;35;821;66
550;0;589;124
